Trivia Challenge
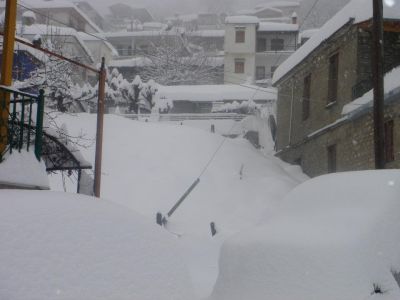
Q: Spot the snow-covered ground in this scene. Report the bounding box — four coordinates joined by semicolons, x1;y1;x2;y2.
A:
209;170;400;300
49;113;307;297
0;190;194;300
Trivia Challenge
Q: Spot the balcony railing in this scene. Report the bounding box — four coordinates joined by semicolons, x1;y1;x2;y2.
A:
0;85;45;161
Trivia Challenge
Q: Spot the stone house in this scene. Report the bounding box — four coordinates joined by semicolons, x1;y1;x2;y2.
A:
272;0;400;177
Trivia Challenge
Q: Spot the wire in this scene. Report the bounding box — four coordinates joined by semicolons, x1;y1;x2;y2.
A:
17;2;108;43
268;0;322;77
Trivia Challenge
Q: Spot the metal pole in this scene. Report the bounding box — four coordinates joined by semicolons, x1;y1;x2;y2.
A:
0;0;17;154
94;57;106;198
372;0;385;169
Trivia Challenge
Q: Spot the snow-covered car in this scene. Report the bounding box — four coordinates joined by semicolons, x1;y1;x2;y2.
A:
209;170;400;300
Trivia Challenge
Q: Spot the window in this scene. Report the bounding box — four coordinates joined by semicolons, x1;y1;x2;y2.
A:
235;59;245;74
235;28;245;43
271;38;284;51
271;66;278;77
302;74;311;120
256;66;265;80
257;38;266;52
327;144;337;173
384;120;394;163
328;53;339;103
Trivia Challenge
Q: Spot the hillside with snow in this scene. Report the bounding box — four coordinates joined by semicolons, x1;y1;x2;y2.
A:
49;113;307;296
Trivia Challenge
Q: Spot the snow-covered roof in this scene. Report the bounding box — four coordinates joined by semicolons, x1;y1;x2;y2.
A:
225;15;260;24
24;0;103;33
20;24;94;63
156;84;277;102
0;190;194;300
109;56;224;68
187;30;225;37
258;22;299;32
210;170;400;300
342;65;400;116
103;30;182;38
77;31;119;56
272;0;400;84
109;57;152;68
0;36;47;63
300;28;319;39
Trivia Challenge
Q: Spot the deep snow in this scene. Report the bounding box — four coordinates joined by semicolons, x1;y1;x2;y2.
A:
49;113;306;296
209;170;400;300
0;190;194;300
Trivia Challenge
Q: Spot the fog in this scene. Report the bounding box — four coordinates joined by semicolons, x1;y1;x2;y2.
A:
70;0;350;28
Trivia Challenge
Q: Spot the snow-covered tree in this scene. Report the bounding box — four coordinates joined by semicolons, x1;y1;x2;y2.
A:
141;36;222;86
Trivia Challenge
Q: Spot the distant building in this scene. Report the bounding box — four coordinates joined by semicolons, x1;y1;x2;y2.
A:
224;16;298;86
74;1;108;31
103;30;184;58
21;0;103;34
155;84;276;113
236;1;300;23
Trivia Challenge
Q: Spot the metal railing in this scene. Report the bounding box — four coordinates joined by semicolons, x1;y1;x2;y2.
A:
0;85;45;161
121;113;247;122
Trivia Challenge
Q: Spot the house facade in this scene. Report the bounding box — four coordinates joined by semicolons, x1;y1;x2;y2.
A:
273;0;400;177
224;16;298;86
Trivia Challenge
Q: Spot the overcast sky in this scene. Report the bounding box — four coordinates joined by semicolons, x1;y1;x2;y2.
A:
74;0;350;29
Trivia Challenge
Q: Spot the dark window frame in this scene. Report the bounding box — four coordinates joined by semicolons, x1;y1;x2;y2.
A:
384;120;395;163
235;29;245;43
270;38;284;51
302;74;311;121
234;59;245;74
328;52;339;104
256;66;266;80
257;38;267;52
327;144;337;173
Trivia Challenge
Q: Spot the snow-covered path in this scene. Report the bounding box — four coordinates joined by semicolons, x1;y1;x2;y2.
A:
50;113;306;297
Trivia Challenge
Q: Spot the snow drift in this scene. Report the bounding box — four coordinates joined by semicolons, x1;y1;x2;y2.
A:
0;190;194;300
209;170;400;300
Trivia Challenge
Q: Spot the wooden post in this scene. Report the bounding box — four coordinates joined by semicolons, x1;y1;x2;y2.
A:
94;58;106;198
372;0;385;169
0;0;17;154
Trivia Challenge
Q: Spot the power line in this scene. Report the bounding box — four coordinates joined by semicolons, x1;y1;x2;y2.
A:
268;0;322;77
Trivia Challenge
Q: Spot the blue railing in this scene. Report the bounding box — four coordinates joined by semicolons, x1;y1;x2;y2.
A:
0;85;45;161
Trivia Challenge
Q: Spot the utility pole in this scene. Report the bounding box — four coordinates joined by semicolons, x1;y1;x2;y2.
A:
94;57;106;198
0;0;17;154
372;0;385;169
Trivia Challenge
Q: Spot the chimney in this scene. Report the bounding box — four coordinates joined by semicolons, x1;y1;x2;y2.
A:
292;12;298;24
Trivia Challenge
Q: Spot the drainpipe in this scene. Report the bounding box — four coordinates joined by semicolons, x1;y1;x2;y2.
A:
288;78;295;146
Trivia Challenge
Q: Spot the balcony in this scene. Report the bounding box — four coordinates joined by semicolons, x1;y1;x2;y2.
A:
0;85;48;189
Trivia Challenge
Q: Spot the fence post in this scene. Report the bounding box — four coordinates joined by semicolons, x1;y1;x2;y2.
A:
34;89;45;161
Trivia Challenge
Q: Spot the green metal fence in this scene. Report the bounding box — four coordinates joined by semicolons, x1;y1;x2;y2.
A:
0;85;45;161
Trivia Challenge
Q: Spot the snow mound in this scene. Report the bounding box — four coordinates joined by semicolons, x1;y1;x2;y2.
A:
0;150;49;189
49;113;306;297
0;190;194;300
209;170;400;300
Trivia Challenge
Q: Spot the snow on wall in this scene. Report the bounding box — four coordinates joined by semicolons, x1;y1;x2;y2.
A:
272;0;400;84
209;170;400;300
0;190;194;300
